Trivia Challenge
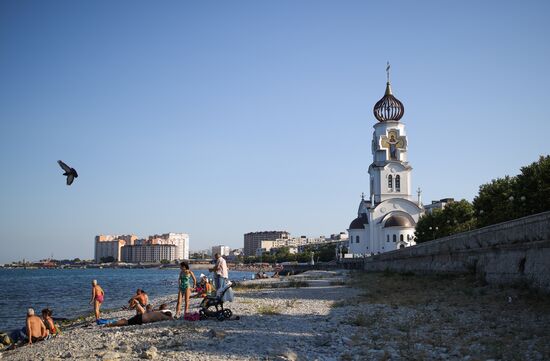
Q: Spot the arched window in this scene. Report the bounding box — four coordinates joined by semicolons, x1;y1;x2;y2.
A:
393;234;397;242
395;175;401;192
388;175;393;189
356;235;360;243
386;235;390;242
400;234;404;242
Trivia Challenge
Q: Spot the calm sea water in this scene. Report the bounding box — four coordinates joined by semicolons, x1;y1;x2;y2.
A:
0;268;254;331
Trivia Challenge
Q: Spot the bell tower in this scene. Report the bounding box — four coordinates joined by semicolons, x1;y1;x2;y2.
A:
368;63;413;203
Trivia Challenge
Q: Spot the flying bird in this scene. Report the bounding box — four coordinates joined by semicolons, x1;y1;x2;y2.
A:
57;160;78;186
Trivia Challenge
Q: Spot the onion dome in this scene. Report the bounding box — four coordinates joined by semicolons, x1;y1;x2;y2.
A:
383;214;413;228
373;82;404;122
349;214;368;229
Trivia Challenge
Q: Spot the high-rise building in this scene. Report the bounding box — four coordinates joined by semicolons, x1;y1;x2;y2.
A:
149;233;189;260
94;234;137;263
211;245;230;257
243;231;289;256
121;244;176;263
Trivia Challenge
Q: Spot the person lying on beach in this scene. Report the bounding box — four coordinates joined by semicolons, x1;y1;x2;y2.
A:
41;308;59;336
90;279;104;321
107;304;174;327
127;289;149;314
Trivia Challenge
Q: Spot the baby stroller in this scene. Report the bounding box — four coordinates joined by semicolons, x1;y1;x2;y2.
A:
199;280;234;321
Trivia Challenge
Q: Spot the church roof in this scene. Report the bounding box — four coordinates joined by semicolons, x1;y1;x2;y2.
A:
383;214;413;228
373;82;404;122
349;214;368;229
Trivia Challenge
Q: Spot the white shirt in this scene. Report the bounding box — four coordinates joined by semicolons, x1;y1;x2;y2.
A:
216;257;228;278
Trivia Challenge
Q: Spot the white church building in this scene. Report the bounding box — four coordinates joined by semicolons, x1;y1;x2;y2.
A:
348;69;424;255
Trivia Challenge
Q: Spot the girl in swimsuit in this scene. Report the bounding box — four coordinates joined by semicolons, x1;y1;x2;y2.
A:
90;280;105;321
175;261;196;318
41;308;59;336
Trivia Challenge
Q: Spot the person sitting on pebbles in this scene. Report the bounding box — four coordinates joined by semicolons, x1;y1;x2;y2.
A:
127;289;149;314
107;304;174;327
22;308;50;345
41;308;59;336
192;274;213;298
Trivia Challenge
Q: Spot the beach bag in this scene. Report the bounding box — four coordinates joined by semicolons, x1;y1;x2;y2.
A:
183;312;200;321
222;287;235;302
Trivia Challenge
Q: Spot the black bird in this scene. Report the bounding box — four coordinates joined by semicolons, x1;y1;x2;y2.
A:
57;160;78;186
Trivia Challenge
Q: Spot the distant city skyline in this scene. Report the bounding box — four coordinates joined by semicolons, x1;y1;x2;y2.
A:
1;1;549;263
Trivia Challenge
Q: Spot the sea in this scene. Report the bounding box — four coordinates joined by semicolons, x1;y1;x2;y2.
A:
0;268;256;332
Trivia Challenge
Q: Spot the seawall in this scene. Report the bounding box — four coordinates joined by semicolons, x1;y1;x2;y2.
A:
363;211;550;293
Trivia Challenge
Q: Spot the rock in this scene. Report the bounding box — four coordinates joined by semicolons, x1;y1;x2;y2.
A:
141;346;158;359
2;335;11;345
101;351;121;360
268;347;298;361
206;329;226;339
61;351;73;359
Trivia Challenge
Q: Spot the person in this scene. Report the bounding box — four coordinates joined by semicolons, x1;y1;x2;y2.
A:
176;261;197;318
90;279;104;321
25;308;49;345
209;253;228;291
107;304;173;327
128;289;149;314
193;274;213;298
41;309;58;336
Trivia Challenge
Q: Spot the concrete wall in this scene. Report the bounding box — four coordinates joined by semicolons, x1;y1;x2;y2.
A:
363;211;550;293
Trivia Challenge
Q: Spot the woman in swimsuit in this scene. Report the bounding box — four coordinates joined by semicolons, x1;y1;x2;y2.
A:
89;279;104;321
175;261;196;318
41;308;58;336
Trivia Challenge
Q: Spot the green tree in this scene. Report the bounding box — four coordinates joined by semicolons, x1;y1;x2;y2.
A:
513;155;550;217
160;259;170;264
415;199;475;243
473;176;516;228
100;256;115;263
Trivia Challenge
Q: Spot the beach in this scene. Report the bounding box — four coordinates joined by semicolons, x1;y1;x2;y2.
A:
2;270;549;360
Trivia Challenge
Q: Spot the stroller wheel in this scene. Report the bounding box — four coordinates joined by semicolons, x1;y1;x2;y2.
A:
199;310;207;320
223;309;232;319
217;313;225;321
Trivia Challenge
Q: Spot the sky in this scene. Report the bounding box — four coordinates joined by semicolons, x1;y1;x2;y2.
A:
0;0;549;263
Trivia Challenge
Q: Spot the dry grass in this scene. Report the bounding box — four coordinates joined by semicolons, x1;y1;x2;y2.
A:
257;304;282;315
345;270;550;359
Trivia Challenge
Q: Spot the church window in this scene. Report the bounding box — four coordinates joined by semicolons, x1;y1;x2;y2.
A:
356;236;360;243
388;175;393;189
393;234;397;242
400;234;404;242
386;235;389;242
396;175;401;192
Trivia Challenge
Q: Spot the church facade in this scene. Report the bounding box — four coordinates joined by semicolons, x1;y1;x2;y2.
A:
348;70;424;255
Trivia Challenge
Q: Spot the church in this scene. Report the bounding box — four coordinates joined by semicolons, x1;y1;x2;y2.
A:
348;67;424;255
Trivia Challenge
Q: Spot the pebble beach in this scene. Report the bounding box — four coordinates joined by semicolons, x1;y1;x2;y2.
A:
1;270;549;361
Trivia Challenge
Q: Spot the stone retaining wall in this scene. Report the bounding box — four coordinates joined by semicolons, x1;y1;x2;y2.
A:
363;211;550;293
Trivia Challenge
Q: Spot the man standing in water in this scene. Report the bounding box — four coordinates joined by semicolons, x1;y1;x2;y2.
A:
89;280;104;321
210;253;228;290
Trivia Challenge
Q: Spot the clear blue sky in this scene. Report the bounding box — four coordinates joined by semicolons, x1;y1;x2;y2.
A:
1;0;549;263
